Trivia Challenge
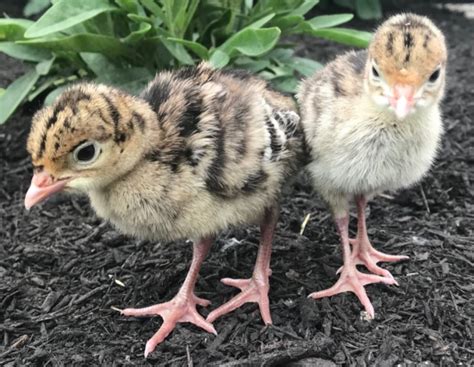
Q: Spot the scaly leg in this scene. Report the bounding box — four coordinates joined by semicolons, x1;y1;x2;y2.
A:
309;214;397;319
121;238;216;358
347;196;409;280
206;207;278;324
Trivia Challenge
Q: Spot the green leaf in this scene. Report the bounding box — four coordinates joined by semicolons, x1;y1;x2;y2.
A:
27;76;57;101
267;48;294;63
292;56;322;76
234;57;271;72
209;49;229;68
0;88;5;97
0;69;40;124
35;57;55;75
167;38;209;59
270;76;298;93
81;53;152;94
219;27;281;57
249;0;303;21
292;0;319;16
160;38;195;65
18;33;129;56
161;0;200;38
356;0;382;20
0;19;34;41
0;42;52;61
44;84;69;106
115;0;139;14
306;14;354;29
122;22;152;43
24;0;117;38
247;13;276;29
270;15;304;31
140;0;165;18
310;27;372;48
24;0;52;17
267;64;294;78
128;14;153;24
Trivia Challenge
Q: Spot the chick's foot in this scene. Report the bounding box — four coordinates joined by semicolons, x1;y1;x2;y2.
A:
312;215;397;319
309;262;397;319
207;206;278;324
206;268;272;324
122;292;216;357
349;195;409;280
121;237;215;358
345;238;409;281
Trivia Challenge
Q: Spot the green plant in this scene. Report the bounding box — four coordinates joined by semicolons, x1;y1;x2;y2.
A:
24;0;51;17
333;0;382;20
0;0;372;124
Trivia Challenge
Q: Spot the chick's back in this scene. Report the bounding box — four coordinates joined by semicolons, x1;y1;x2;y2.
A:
91;63;304;241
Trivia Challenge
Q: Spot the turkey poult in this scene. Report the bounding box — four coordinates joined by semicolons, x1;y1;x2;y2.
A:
24;63;304;357
297;13;447;318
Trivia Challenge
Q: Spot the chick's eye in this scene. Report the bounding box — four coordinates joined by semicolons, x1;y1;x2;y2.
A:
429;68;440;83
73;141;100;164
372;66;379;78
77;144;95;161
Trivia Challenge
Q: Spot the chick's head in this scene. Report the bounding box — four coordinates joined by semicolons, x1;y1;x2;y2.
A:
366;13;447;120
25;83;153;209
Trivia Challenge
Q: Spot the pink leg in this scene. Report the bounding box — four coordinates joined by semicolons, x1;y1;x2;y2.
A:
348;196;409;280
206;207;278;325
121;238;216;358
309;214;397;319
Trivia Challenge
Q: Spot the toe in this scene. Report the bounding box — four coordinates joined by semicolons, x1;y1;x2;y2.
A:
372;249;409;263
206;290;251;323
144;319;177;358
309;286;341;299
187;309;217;335
258;298;272;325
121;304;166;317
220;277;251;289
352;284;375;319
193;295;211;307
358;271;397;286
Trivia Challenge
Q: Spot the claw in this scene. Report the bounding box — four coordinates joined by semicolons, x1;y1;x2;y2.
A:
207;271;272;325
310;265;397;319
348;238;408;280
122;292;215;358
207;207;277;326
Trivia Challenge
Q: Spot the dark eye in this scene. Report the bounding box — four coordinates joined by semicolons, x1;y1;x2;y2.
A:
372;66;380;78
73;141;100;164
429;68;440;83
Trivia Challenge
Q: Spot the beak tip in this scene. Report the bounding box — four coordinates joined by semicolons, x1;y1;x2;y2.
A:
24;197;33;210
24;174;69;211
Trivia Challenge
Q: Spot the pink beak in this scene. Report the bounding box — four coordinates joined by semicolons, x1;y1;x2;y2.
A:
25;171;69;210
390;84;415;120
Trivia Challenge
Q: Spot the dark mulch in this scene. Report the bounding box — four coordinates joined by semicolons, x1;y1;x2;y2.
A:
1;2;473;366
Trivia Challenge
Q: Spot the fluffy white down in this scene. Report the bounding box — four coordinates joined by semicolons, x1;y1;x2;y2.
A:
306;98;443;210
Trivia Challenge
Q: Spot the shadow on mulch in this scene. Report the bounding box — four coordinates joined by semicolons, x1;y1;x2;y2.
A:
0;2;473;366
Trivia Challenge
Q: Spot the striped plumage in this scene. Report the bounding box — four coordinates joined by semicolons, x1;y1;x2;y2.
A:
25;62;304;356
27;63;302;240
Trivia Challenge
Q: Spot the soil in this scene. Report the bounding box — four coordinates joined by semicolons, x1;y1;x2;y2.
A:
1;2;473;366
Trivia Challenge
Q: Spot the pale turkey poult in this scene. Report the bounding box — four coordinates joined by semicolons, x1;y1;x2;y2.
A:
297;13;447;318
24;63;304;357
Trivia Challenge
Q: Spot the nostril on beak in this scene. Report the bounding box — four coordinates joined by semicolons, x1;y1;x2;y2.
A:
32;171;54;187
393;84;415;102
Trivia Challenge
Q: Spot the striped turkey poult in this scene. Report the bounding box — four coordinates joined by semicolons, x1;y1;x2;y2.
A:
24;62;304;357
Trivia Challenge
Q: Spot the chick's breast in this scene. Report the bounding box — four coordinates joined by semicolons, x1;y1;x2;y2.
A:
91;65;303;241
298;50;442;197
